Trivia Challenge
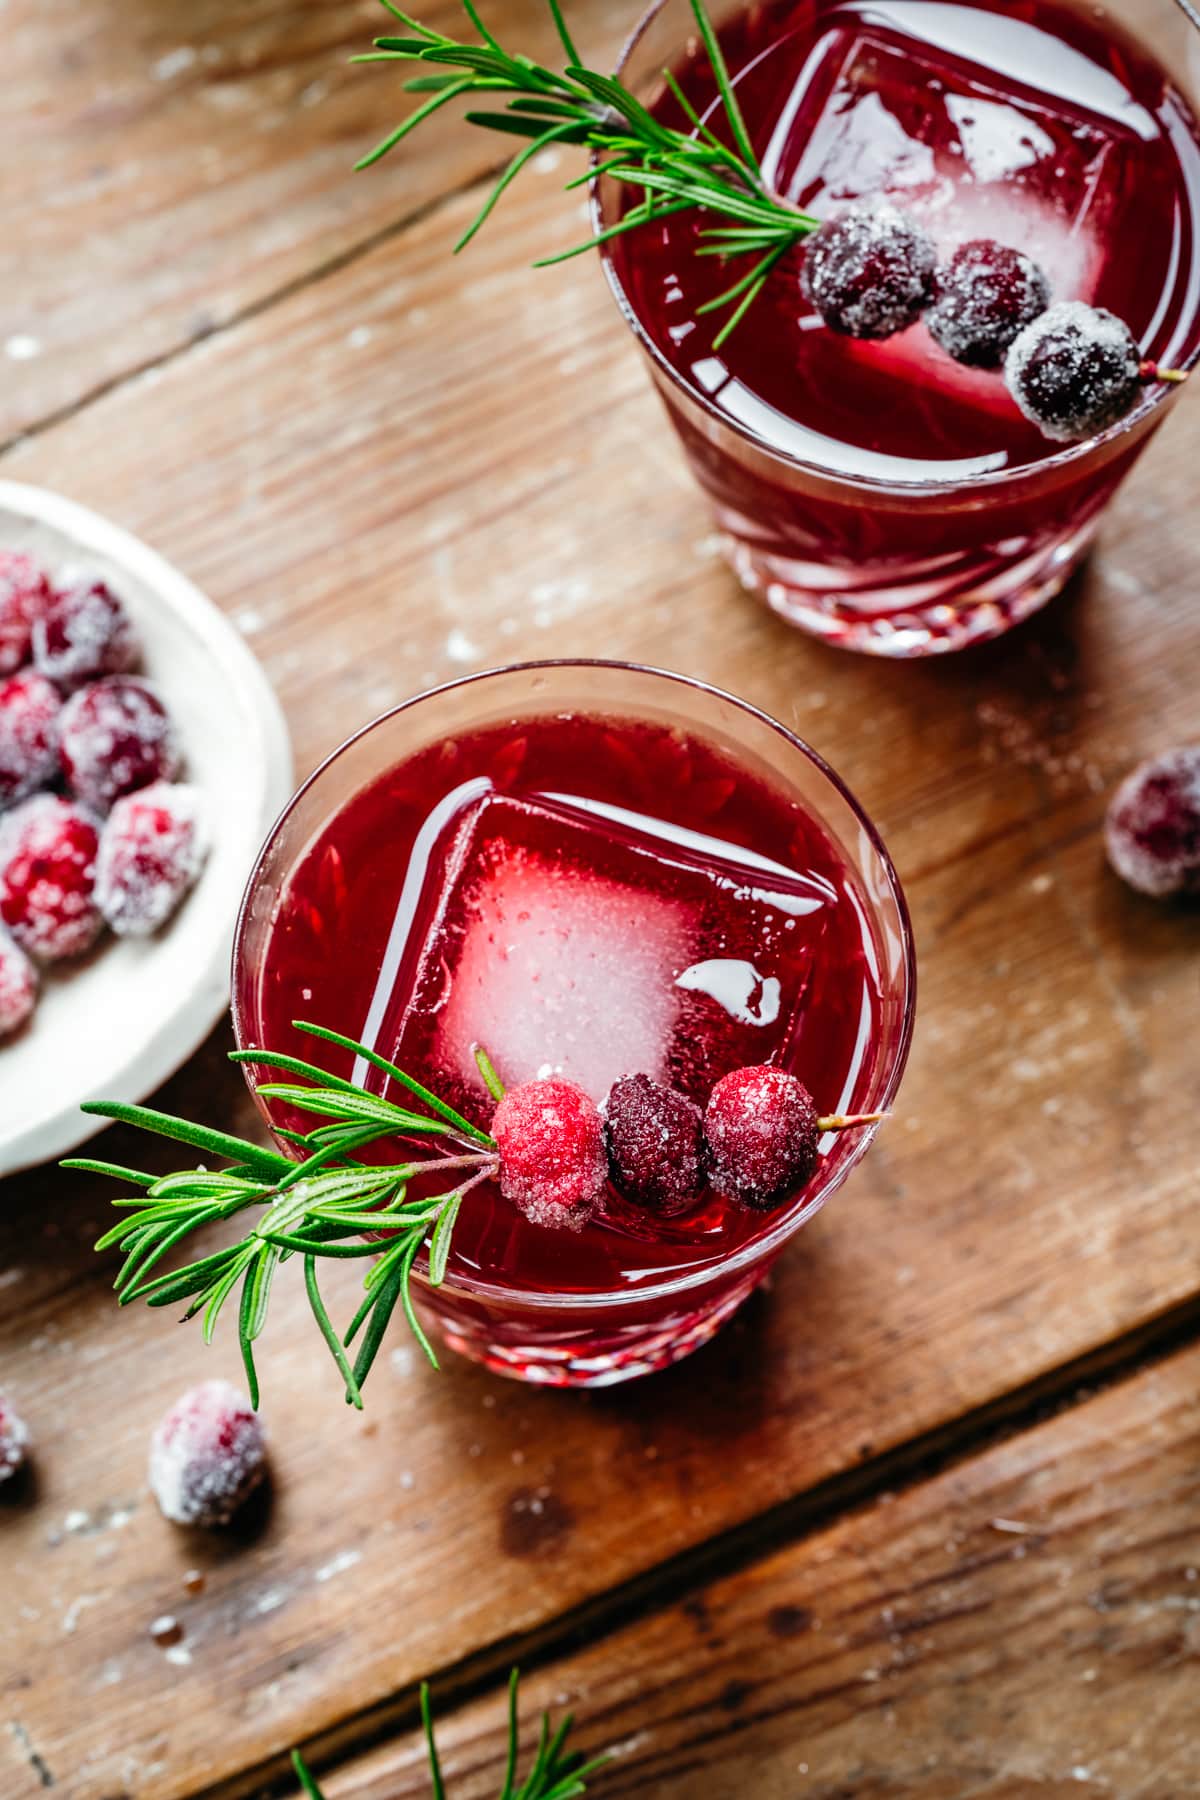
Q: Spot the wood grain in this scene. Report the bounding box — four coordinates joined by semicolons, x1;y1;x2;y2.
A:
309;1341;1200;1799
0;0;624;442
1;162;1200;1797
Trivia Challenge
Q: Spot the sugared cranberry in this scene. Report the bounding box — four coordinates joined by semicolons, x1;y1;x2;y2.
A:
927;239;1050;368
95;781;205;936
32;573;139;689
149;1380;267;1526
0;793;102;961
803;204;936;340
1005;301;1141;442
59;676;180;813
1105;747;1200;898
604;1073;706;1215
0;670;61;809
0;929;37;1037
0;552;55;675
0;1391;30;1482
492;1077;607;1228
704;1065;821;1212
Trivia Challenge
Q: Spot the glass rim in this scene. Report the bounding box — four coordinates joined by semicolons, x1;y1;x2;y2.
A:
592;0;1200;497
231;658;917;1311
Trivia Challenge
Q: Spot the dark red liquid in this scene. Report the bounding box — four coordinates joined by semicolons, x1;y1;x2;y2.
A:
611;0;1200;478
242;713;885;1298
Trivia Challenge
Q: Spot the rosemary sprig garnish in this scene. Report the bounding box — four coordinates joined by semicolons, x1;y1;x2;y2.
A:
67;1023;501;1408
291;1669;606;1798
354;0;819;343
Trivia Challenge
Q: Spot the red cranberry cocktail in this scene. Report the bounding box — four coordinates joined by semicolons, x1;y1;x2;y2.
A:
599;0;1200;655
234;664;913;1386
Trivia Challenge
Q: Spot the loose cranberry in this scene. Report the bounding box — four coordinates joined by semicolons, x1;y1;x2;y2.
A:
149;1380;267;1527
60;676;180;813
927;239;1050;368
32;573;139;689
604;1073;706;1215
492;1077;607;1228
0;1391;30;1482
95;781;205;936
1105;746;1200;898
0;929;37;1037
803;204;936;340
1005;301;1141;442
0;793;102;961
0;552;55;675
0;670;62;809
704;1065;821;1212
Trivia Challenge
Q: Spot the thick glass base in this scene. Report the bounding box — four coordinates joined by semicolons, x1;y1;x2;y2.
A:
422;1270;766;1388
725;521;1097;657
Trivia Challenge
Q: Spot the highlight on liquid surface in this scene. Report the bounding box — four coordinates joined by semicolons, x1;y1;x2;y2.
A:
609;0;1200;480
243;713;887;1297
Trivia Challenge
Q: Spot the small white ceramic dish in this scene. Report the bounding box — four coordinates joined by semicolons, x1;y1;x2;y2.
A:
0;481;293;1176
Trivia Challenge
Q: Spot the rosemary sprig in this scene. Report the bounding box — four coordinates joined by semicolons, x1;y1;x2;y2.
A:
291;1669;606;1798
69;1022;501;1408
354;0;818;343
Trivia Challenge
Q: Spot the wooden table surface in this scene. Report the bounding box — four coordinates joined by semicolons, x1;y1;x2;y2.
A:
2;2;1199;1796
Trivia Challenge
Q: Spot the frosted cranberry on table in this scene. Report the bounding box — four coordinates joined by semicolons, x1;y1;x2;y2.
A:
0;552;55;676
1105;747;1200;898
96;781;206;936
0;1390;30;1481
0;793;102;962
0;670;61;809
31;572;139;689
0;928;37;1037
59;676;180;814
149;1380;267;1527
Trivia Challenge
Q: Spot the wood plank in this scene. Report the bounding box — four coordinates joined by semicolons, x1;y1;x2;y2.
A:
0;0;624;440
2;166;1200;1796
310;1341;1200;1799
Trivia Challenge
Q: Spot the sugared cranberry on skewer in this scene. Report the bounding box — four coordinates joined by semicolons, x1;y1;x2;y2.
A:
1005;301;1143;443
60;676;180;814
149;1380;267;1527
0;793;102;961
0;670;61;809
1105;746;1200;898
603;1073;706;1215
927;239;1050;368
32;573;139;689
492;1077;607;1229
704;1064;882;1213
803;203;936;340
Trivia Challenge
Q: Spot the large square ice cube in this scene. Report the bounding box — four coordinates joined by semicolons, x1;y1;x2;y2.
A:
354;784;836;1108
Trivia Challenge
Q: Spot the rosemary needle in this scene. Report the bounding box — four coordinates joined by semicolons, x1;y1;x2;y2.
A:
353;0;819;342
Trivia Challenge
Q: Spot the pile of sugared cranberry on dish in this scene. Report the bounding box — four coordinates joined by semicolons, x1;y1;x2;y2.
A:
802;204;1172;442
0;551;206;1039
493;1062;867;1228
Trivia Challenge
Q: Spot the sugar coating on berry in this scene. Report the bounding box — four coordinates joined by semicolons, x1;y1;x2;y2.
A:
0;793;102;961
803;204;936;340
95;781;206;936
0;1390;30;1481
1105;747;1200;898
0;670;62;809
1005;301;1141;443
0;928;37;1037
32;573;139;689
149;1380;267;1527
704;1065;820;1212
0;552;54;676
927;239;1050;368
604;1073;706;1215
492;1077;607;1229
60;676;180;813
